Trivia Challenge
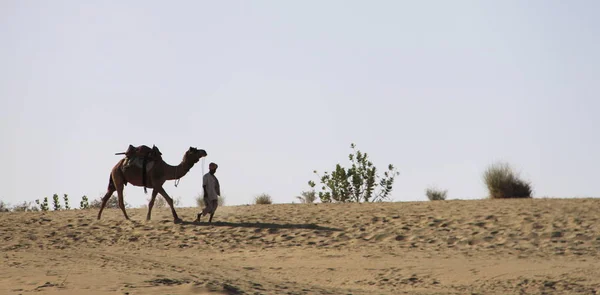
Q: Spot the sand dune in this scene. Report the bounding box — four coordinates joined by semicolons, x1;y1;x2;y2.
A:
1;198;600;294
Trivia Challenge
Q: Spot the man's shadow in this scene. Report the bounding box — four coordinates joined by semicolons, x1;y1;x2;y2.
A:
179;220;342;232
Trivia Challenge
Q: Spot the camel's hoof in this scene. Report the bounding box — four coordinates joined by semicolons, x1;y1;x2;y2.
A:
174;218;183;224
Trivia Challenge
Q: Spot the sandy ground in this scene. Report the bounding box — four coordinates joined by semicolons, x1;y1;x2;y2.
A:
1;198;600;294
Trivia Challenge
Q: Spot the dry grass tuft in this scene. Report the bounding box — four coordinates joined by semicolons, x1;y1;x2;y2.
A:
483;161;533;199
425;187;447;201
254;193;273;205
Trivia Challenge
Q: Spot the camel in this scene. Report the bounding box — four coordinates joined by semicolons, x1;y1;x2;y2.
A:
97;145;207;223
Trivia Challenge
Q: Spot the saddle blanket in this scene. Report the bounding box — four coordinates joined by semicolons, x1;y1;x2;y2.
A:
124;157;155;172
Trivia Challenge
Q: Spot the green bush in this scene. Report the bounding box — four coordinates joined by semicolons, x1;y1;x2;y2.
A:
63;194;70;210
80;195;89;209
425;187;447;201
483;162;533;199
52;193;62;211
36;197;49;211
253;193;272;205
309;143;399;203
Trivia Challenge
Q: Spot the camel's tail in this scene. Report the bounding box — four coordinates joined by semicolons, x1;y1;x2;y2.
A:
142;156;148;194
107;174;115;191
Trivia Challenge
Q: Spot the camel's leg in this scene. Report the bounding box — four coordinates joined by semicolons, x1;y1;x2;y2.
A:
116;185;130;220
98;173;117;220
146;189;159;221
97;188;115;220
156;187;181;223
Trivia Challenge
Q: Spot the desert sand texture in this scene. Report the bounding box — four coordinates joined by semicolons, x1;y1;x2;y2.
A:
1;198;600;295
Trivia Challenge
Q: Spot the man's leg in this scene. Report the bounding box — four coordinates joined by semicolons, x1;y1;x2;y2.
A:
195;197;207;222
196;197;214;222
202;196;211;215
208;199;219;223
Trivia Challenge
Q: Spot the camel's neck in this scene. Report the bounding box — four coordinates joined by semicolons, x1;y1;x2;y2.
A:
164;159;196;180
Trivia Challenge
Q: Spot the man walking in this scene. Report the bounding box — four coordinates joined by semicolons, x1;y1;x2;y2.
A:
196;162;220;223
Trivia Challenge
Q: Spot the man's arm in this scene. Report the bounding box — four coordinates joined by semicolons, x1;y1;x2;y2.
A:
202;174;208;198
214;175;221;196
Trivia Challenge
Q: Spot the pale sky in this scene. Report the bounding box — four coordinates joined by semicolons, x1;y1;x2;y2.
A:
1;1;599;210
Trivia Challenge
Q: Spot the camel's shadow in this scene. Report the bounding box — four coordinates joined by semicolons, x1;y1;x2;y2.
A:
179;220;342;232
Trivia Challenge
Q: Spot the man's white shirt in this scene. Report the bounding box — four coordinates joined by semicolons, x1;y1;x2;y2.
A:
203;173;219;200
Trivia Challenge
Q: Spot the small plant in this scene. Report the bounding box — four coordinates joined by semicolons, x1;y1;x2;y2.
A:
483;161;533;199
36;197;50;211
89;198;103;209
144;196;182;208
80;195;89;209
89;195;130;209
63;194;70;210
52;193;62;211
253;193;273;205
11;201;39;212
295;190;316;203
309;143;400;203
0;200;10;212
425;186;447;201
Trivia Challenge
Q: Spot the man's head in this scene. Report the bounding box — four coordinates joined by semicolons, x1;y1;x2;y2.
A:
209;162;218;174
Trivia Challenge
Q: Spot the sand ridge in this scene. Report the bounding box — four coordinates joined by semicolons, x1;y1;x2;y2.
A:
1;198;600;294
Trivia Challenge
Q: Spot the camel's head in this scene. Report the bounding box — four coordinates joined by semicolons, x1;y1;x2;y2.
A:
184;147;207;164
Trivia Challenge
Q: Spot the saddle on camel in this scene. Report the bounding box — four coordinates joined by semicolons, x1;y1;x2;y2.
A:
115;144;163;193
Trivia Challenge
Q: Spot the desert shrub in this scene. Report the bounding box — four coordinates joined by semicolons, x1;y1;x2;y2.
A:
295;190;316;203
52;193;62;211
195;194;226;208
143;195;181;208
80;195;89;209
425;187;447;201
11;201;39;212
89;198;102;208
153;196;167;208
309;143;399;203
0;200;10;212
483;162;533;199
36;197;49;211
89;195;130;209
63;194;70;210
253;193;272;205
